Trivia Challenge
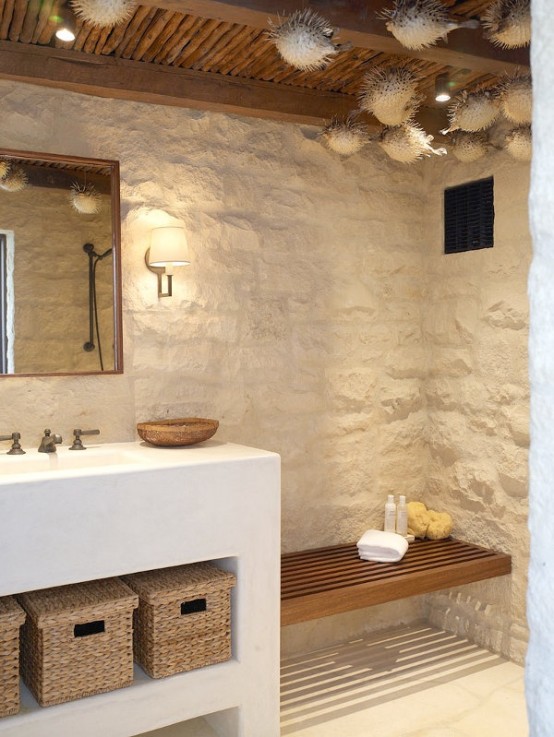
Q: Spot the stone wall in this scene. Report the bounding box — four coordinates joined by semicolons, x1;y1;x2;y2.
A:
0;80;428;554
526;1;554;732
0;80;532;663
421;153;531;664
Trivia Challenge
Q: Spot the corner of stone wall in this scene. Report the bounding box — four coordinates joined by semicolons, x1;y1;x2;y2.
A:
425;582;528;665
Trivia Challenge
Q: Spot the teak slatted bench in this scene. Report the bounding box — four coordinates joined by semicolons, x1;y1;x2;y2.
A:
281;537;512;626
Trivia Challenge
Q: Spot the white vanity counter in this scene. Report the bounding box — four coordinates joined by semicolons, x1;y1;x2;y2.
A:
0;440;281;737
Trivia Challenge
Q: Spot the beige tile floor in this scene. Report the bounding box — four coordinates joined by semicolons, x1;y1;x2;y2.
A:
140;624;528;737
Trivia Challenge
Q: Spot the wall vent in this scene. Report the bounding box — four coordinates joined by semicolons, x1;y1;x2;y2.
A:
444;176;494;254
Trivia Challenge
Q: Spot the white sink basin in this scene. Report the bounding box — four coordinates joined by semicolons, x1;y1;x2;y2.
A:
0;447;145;477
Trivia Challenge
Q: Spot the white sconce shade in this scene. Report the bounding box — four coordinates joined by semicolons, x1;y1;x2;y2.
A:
145;226;190;298
148;227;190;268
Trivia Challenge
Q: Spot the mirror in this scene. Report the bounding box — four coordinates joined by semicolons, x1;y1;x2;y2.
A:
0;148;122;376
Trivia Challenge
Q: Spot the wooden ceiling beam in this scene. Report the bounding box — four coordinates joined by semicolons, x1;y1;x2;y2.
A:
0;40;448;132
0;40;356;125
148;0;529;73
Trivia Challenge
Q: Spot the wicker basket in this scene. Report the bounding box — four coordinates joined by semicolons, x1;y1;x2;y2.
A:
17;578;138;707
122;562;236;679
0;596;26;718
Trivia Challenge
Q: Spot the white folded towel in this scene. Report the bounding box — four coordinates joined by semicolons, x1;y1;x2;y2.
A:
356;529;409;563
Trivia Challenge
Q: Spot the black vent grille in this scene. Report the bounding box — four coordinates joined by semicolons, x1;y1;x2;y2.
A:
444;177;494;254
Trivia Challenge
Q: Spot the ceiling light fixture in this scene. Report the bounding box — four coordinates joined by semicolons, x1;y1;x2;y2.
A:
54;4;77;42
435;73;452;103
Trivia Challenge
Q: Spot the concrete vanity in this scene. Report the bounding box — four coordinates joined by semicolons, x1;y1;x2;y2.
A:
0;440;281;737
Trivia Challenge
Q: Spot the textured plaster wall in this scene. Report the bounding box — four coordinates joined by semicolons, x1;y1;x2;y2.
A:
420;153;531;664
0;79;533;663
0;80;428;557
0;187;113;373
526;0;554;732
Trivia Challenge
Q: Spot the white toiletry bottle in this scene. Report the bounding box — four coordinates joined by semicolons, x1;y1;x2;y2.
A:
396;495;408;537
384;494;396;533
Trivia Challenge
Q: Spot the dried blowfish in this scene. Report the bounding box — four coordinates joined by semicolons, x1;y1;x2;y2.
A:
380;0;480;50
71;0;137;27
320;116;370;156
497;72;532;124
450;131;489;162
359;65;423;126
268;9;350;71
379;123;447;163
442;89;500;133
482;0;531;49
0;166;28;192
504;125;532;161
70;182;101;214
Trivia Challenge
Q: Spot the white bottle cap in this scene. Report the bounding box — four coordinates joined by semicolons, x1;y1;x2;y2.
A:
387;494;394;503
399;495;406;503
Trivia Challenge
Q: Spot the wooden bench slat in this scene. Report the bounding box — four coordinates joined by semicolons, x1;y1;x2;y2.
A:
281;544;493;585
281;539;496;586
281;538;511;626
281;550;495;596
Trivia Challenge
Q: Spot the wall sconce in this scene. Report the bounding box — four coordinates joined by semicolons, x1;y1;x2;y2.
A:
145;226;190;298
435;73;452;103
54;3;77;42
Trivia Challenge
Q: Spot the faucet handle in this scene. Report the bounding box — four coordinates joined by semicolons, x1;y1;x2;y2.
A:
43;429;62;444
69;428;100;451
0;432;25;455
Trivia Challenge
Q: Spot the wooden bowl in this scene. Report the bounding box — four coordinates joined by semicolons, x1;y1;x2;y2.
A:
136;418;219;447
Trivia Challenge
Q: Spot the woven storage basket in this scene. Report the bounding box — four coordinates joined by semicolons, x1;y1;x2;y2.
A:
17;578;138;707
0;596;26;718
122;562;236;679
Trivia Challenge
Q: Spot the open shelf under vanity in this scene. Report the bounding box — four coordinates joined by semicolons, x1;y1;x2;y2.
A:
0;441;281;737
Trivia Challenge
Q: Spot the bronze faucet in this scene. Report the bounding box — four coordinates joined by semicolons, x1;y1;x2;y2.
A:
0;432;25;455
38;429;62;453
69;428;100;450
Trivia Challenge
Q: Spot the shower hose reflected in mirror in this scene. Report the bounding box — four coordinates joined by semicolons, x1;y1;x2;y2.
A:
83;242;113;371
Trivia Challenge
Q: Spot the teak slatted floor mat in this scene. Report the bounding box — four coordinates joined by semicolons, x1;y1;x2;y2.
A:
281;538;511;626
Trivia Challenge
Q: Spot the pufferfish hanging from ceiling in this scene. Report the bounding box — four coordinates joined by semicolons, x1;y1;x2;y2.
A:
449;131;490;163
0;165;28;192
320;116;371;156
442;89;500;134
481;0;531;49
358;64;423;126
504;125;532;161
70;182;101;215
379;0;480;50
268;9;351;71
497;72;532;124
71;0;137;27
379;123;447;163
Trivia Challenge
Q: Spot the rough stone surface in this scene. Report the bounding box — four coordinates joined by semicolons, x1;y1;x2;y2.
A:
421;152;531;665
526;2;554;733
0;80;428;556
0;80;532;668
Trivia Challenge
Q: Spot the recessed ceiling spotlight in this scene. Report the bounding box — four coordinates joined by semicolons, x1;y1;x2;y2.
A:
54;4;77;42
435;73;452;103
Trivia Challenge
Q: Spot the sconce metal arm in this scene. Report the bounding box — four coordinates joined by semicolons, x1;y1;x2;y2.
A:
145;248;173;298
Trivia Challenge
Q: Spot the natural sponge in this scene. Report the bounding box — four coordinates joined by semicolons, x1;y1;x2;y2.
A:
407;501;453;540
407;501;430;538
426;510;453;540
